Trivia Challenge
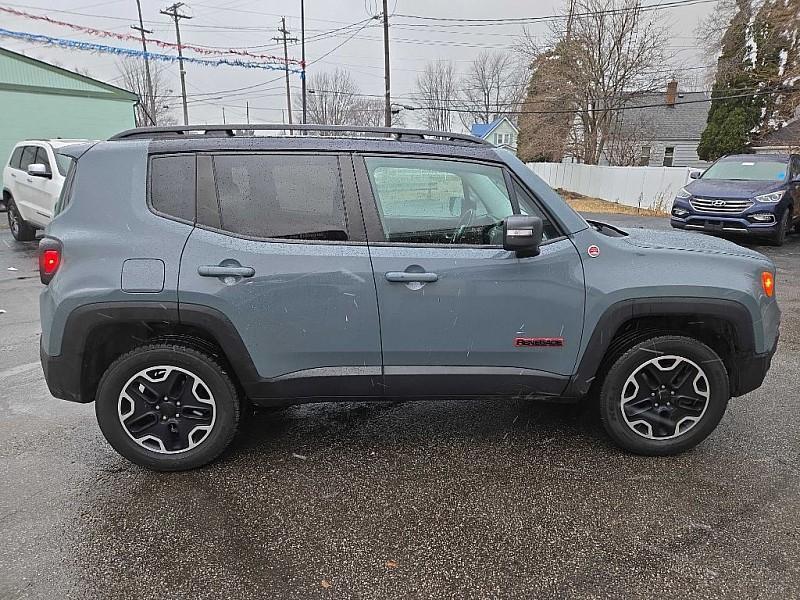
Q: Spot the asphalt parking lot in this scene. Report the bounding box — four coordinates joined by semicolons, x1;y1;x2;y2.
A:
1;215;799;600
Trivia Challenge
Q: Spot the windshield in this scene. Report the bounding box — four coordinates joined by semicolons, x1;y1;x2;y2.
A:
702;158;788;182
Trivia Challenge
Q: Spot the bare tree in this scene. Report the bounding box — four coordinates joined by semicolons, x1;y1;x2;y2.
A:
458;51;527;129
352;97;407;128
566;0;668;164
117;59;175;127
415;60;458;132
518;0;668;164
298;69;362;125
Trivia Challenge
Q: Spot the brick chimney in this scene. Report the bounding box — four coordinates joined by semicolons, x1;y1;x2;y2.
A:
666;80;678;107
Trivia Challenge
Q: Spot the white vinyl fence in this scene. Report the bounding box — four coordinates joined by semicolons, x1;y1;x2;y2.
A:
527;162;694;212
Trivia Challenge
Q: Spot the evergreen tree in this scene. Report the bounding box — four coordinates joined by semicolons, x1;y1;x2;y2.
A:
697;0;763;160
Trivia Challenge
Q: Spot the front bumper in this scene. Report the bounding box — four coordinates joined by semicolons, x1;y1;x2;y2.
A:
670;198;780;236
40;336;83;403
730;334;779;397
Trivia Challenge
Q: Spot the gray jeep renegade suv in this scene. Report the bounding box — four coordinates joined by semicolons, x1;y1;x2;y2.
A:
38;124;780;471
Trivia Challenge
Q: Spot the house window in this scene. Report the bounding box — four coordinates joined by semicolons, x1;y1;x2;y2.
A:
663;147;675;167
638;146;651;166
495;133;513;146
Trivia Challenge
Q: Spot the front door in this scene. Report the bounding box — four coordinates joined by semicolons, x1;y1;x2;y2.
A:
355;154;585;398
178;152;382;399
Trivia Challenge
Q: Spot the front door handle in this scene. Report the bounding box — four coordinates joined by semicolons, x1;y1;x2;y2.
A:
385;271;438;283
198;265;255;278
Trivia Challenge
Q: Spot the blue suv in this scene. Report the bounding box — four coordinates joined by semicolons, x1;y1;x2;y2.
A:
671;153;800;245
38;125;780;470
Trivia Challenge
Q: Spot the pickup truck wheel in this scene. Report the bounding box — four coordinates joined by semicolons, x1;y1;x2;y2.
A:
599;335;729;456
95;344;240;471
6;198;36;242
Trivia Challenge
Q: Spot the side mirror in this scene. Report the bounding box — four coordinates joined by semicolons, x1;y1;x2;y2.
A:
503;215;543;256
27;163;51;178
689;170;702;179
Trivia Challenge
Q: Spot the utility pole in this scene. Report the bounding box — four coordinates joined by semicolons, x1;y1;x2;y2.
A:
301;0;307;125
246;101;250;125
273;17;298;126
161;2;191;125
222;106;226;124
132;0;156;126
382;0;391;127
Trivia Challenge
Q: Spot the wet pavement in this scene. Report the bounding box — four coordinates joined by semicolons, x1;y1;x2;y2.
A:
1;216;799;599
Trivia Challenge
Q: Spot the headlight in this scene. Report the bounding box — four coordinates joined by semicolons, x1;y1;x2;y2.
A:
754;191;784;203
675;187;692;199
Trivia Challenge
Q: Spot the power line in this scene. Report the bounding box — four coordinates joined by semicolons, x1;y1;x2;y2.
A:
393;0;718;26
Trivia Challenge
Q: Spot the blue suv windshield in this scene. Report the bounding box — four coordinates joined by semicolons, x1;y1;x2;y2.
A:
702;158;788;182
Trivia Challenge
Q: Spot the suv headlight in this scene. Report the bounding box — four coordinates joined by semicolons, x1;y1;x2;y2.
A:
675;187;692;199
754;191;784;203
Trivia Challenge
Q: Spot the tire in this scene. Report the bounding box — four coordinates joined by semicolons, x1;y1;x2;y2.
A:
769;209;790;246
599;335;730;456
6;198;36;242
95;343;241;471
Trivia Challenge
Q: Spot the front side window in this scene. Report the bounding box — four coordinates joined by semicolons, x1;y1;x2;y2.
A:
211;154;348;241
364;156;513;245
34;147;52;173
513;181;559;241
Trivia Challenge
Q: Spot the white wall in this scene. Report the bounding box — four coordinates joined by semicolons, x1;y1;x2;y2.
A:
528;162;694;211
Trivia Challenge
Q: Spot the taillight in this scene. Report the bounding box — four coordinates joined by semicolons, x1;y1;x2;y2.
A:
761;271;775;298
38;238;62;285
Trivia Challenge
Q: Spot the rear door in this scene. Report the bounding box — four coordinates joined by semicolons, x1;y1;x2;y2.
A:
355;154;585;398
178;152;382;398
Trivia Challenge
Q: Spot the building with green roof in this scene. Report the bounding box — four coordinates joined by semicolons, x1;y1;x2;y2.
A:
0;47;137;164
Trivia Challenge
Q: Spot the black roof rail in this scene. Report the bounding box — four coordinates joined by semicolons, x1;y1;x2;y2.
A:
108;123;492;145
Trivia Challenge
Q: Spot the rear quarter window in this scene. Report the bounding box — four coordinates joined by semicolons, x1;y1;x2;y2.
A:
149;154;196;222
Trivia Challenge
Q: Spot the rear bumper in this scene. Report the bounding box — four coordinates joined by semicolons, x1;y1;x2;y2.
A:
40;336;84;403
730;334;779;397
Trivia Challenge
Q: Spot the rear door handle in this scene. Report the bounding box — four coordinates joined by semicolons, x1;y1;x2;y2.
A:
385;271;438;283
198;265;255;278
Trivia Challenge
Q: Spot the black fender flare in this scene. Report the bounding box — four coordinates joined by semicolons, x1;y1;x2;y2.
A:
564;297;755;398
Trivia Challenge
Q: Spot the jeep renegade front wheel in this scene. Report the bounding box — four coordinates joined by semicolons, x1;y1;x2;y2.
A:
95;344;240;471
599;336;730;456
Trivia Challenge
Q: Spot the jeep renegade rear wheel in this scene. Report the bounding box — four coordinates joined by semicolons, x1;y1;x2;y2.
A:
95;344;240;471
599;335;730;455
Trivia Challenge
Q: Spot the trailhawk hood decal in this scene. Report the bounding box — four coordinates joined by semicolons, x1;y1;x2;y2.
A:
622;227;770;261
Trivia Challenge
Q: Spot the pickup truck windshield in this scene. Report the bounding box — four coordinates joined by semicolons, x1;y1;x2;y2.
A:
702;159;788;181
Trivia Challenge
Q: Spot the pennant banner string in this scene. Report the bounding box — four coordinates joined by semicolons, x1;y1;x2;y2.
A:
0;6;303;66
0;28;302;72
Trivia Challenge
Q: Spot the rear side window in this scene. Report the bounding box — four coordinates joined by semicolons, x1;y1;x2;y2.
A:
210;153;348;241
19;146;37;171
9;146;23;169
149;154;196;222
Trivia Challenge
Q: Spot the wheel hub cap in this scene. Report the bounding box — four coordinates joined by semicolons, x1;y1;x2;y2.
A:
118;365;216;454
620;355;710;440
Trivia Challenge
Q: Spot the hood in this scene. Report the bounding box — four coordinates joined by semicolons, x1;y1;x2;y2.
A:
686;178;785;199
622;227;771;262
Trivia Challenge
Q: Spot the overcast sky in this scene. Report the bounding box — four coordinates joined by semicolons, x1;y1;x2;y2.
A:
1;0;717;129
